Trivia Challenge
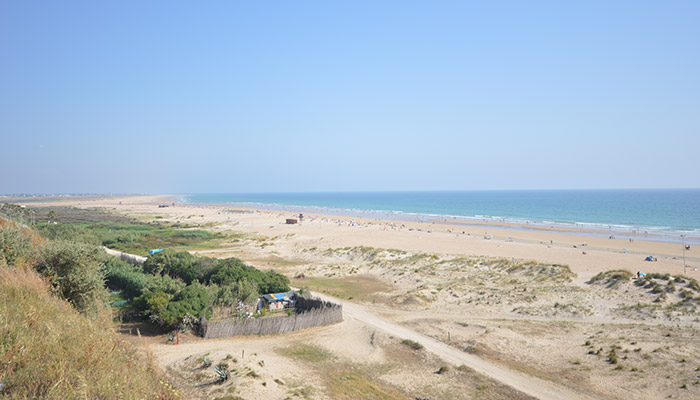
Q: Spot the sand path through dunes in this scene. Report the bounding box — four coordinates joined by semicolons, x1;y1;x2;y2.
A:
314;292;603;400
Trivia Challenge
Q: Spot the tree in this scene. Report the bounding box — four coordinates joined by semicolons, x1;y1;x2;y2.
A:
143;249;201;283
47;210;56;223
157;282;211;326
215;278;259;307
145;290;170;315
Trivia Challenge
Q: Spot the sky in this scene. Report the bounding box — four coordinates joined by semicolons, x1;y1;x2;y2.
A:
1;1;699;194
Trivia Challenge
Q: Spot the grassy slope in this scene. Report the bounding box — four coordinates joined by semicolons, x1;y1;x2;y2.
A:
0;267;176;400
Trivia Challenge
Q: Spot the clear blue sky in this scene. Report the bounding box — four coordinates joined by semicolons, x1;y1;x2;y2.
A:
1;1;698;194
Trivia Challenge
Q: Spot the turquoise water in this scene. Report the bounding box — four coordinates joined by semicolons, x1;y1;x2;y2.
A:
183;190;700;242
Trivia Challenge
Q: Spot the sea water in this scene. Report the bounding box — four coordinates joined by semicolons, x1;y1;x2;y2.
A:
183;190;700;243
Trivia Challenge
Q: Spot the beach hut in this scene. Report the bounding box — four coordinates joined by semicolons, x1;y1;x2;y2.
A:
257;292;296;311
286;218;298;224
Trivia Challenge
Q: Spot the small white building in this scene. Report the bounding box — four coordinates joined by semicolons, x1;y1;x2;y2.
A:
257;292;296;311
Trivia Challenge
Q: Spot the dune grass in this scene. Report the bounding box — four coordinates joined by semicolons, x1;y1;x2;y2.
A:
326;369;410;400
278;344;334;363
588;269;633;288
277;343;409;399
291;275;390;301
0;267;176;399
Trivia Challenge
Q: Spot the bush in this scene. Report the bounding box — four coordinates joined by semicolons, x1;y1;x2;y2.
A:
144;251;291;294
103;257;148;299
0;222;38;266
215;278;259;307
36;223;100;246
206;257;290;294
143;249;200;283
34;240;108;317
144;273;187;295
401;339;424;350
158;282;211;326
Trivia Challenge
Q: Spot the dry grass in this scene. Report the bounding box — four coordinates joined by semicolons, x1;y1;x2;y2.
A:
291;274;391;302
0;267;175;399
326;369;411;400
277;344;334;363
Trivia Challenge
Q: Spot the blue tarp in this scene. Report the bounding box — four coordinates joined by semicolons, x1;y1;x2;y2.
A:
149;249;164;255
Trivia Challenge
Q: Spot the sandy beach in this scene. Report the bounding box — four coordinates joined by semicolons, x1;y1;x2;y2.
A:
28;194;697;282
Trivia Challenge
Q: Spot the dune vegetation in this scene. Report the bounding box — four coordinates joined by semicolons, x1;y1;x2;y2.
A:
0;219;177;399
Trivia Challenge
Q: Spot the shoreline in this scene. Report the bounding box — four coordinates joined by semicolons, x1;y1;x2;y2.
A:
19;194;700;280
177;198;700;245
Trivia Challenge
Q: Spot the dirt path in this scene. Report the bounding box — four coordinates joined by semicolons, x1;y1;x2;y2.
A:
315;292;603;400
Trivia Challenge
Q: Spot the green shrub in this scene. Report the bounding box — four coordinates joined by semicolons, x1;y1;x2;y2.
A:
34;240;108;317
103;257;148;299
143;249;200;283
144;273;186;295
0;222;37;266
206;257;290;293
158;282;211;326
36;223;100;246
215;278;259;307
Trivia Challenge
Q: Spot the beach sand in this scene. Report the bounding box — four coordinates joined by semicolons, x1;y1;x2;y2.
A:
29;194;696;281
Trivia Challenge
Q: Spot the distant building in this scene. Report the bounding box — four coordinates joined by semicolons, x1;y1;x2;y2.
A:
257;292;296;311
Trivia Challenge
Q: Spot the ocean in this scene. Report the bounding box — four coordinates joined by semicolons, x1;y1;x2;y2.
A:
183;190;700;243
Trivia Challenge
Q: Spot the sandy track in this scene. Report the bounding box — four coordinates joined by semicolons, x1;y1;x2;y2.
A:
315;292;602;400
